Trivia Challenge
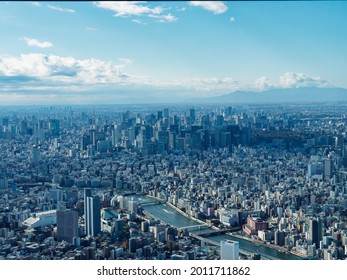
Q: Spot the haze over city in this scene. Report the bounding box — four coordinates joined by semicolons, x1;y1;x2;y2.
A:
0;1;346;104
2;2;347;262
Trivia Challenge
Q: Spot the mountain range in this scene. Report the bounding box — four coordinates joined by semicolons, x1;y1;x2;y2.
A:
196;87;347;104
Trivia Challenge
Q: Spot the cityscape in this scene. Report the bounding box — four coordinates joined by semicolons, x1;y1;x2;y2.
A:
0;1;347;261
1;103;347;260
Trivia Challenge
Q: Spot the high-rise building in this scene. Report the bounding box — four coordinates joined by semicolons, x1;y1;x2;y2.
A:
49;119;60;136
163;108;170;119
129;237;137;253
84;189;101;237
323;158;333;179
32;145;40;164
57;209;79;243
84;188;92;219
309;218;322;247
221;240;239;260
274;230;286;246
128;198;138;213
189;108;196;124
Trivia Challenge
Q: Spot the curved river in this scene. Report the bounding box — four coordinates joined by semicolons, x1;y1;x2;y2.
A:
130;195;303;260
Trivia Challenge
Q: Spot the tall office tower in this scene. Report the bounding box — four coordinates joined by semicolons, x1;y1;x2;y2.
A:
114;219;123;237
168;131;176;150
216;115;224;126
2;117;9;126
128;198;138;213
112;125;122;146
163;108;170;119
85;195;101;237
20;120;28;135
84;188;92;219
189;108;196;123
220;240;239;260
32;145;40;164
81;135;91;151
309;218;322;247
157;111;163;120
57;209;79;243
84;188;93;235
49;119;60;136
323;158;333;179
129;237;137;253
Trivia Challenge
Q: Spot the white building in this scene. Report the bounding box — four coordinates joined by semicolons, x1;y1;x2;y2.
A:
23;210;57;228
220;240;239;260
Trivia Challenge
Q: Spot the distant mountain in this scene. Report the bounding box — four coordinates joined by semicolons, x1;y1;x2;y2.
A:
200;87;347;104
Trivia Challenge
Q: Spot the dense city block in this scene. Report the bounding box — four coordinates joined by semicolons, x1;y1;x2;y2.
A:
1;103;347;260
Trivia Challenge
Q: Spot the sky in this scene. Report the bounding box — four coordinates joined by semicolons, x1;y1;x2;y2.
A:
0;1;346;105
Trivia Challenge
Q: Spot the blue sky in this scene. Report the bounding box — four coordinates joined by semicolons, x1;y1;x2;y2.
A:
0;1;346;104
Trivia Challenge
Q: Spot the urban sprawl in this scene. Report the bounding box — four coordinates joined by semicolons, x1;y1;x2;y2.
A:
1;103;347;260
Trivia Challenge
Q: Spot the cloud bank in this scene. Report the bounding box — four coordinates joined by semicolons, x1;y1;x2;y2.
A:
0;53;332;104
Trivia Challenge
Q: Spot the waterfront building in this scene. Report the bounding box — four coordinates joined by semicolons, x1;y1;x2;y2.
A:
221;240;239;260
243;217;268;235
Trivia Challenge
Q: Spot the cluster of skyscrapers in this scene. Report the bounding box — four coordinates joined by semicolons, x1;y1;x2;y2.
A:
0;103;347;260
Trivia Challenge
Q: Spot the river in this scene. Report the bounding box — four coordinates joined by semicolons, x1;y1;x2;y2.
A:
207;234;303;260
129;195;303;260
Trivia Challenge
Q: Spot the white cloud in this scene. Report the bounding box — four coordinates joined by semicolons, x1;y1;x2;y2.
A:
278;72;329;88
149;13;177;23
0;53;146;88
94;1;161;17
22;37;53;49
0;53;243;97
177;7;186;12
131;19;147;25
94;1;177;22
189;1;228;14
31;2;41;7
47;5;75;13
254;73;329;91
0;54;333;103
168;77;243;96
255;76;273;90
175;73;330;95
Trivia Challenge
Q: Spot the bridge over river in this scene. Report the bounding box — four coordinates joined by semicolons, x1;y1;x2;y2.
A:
129;194;304;260
139;201;163;207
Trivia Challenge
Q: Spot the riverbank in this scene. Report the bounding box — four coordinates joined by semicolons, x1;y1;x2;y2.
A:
144;194;305;259
146;195;208;227
226;233;306;259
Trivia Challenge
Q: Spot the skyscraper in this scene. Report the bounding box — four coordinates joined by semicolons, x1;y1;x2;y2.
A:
221;240;239;260
84;188;91;220
57;209;79;243
189;108;196;124
163;108;170;119
84;189;101;237
309;218;322;247
323;158;333;179
49;119;60;136
32;145;40;164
